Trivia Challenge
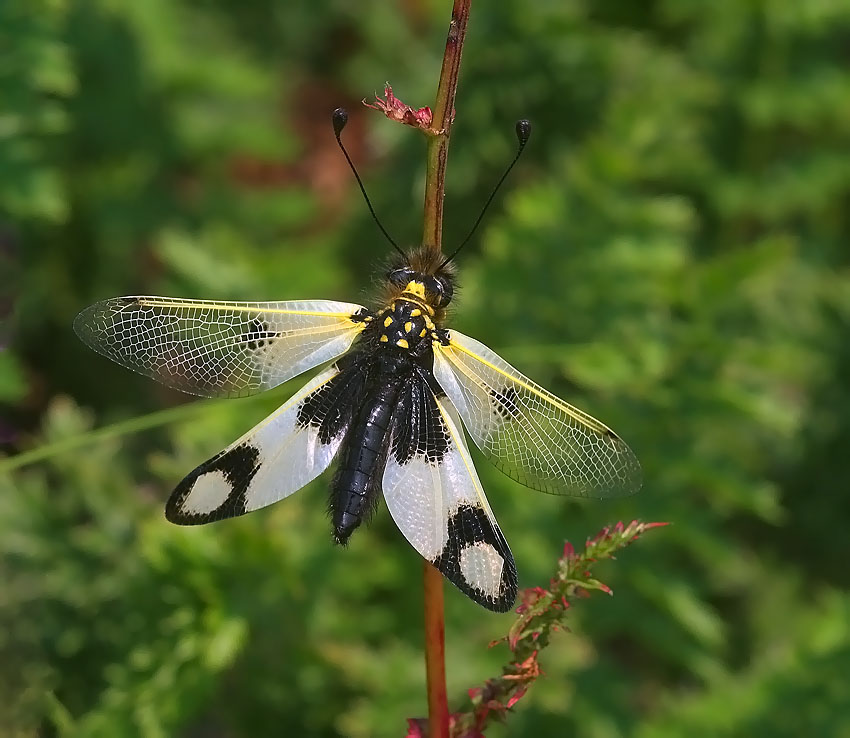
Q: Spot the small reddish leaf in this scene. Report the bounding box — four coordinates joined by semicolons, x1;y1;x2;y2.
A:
363;84;433;131
506;687;529;709
405;718;427;737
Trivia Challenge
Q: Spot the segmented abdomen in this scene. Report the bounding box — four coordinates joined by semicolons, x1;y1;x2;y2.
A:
331;380;401;543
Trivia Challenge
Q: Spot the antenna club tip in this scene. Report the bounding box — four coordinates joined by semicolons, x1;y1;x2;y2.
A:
332;108;349;136
515;119;531;144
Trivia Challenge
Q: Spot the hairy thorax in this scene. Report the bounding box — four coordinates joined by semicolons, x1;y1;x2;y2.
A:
371;279;443;359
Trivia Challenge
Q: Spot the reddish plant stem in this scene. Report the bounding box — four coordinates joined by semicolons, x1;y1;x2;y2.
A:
422;3;472;736
423;561;449;738
422;0;472;253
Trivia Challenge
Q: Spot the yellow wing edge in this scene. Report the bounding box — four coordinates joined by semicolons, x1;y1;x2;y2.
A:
438;339;619;439
134;297;362;320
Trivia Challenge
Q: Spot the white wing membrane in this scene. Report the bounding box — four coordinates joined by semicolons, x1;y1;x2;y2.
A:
433;330;642;499
167;365;344;524
74;296;367;398
383;388;517;612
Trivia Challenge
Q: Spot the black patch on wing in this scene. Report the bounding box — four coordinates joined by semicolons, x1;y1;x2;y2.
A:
237;318;278;350
491;387;521;420
432;504;518;612
350;307;373;323
391;372;449;465
166;443;261;525
434;328;451;346
296;362;371;444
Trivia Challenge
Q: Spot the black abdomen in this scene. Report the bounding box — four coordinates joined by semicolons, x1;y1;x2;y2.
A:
332;379;401;543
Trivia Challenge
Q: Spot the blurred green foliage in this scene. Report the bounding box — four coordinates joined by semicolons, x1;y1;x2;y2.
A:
2;0;850;736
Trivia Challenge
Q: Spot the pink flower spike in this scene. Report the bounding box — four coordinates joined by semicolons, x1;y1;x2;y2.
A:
518;586;547;612
588;526;611;545
363;84;433;132
562;541;575;559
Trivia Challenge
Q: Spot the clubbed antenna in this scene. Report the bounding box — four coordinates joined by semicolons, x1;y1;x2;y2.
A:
441;120;531;267
332;108;406;259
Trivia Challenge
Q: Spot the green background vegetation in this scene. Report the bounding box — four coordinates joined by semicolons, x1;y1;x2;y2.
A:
3;0;850;735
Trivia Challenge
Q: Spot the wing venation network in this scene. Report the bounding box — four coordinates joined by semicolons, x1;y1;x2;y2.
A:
74;296;367;398
433;330;642;499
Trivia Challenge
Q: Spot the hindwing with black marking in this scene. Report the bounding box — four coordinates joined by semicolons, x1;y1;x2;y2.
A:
382;376;517;612
432;503;516;612
167;363;364;524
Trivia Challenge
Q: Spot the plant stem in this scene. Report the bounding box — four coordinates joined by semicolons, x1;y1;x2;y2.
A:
421;5;472;735
422;0;472;253
424;560;450;738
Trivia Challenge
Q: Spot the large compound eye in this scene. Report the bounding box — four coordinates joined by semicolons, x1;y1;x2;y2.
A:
388;267;413;287
422;276;452;308
434;276;453;307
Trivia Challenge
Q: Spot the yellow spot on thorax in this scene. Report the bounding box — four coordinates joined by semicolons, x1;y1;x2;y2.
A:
403;281;426;299
404;321;413;333
380;335;388;343
396;338;409;349
384;315;393;327
410;309;422;318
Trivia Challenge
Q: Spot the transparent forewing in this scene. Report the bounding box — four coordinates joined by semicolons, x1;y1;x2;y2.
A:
382;380;517;612
74;296;367;398
433;330;642;499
